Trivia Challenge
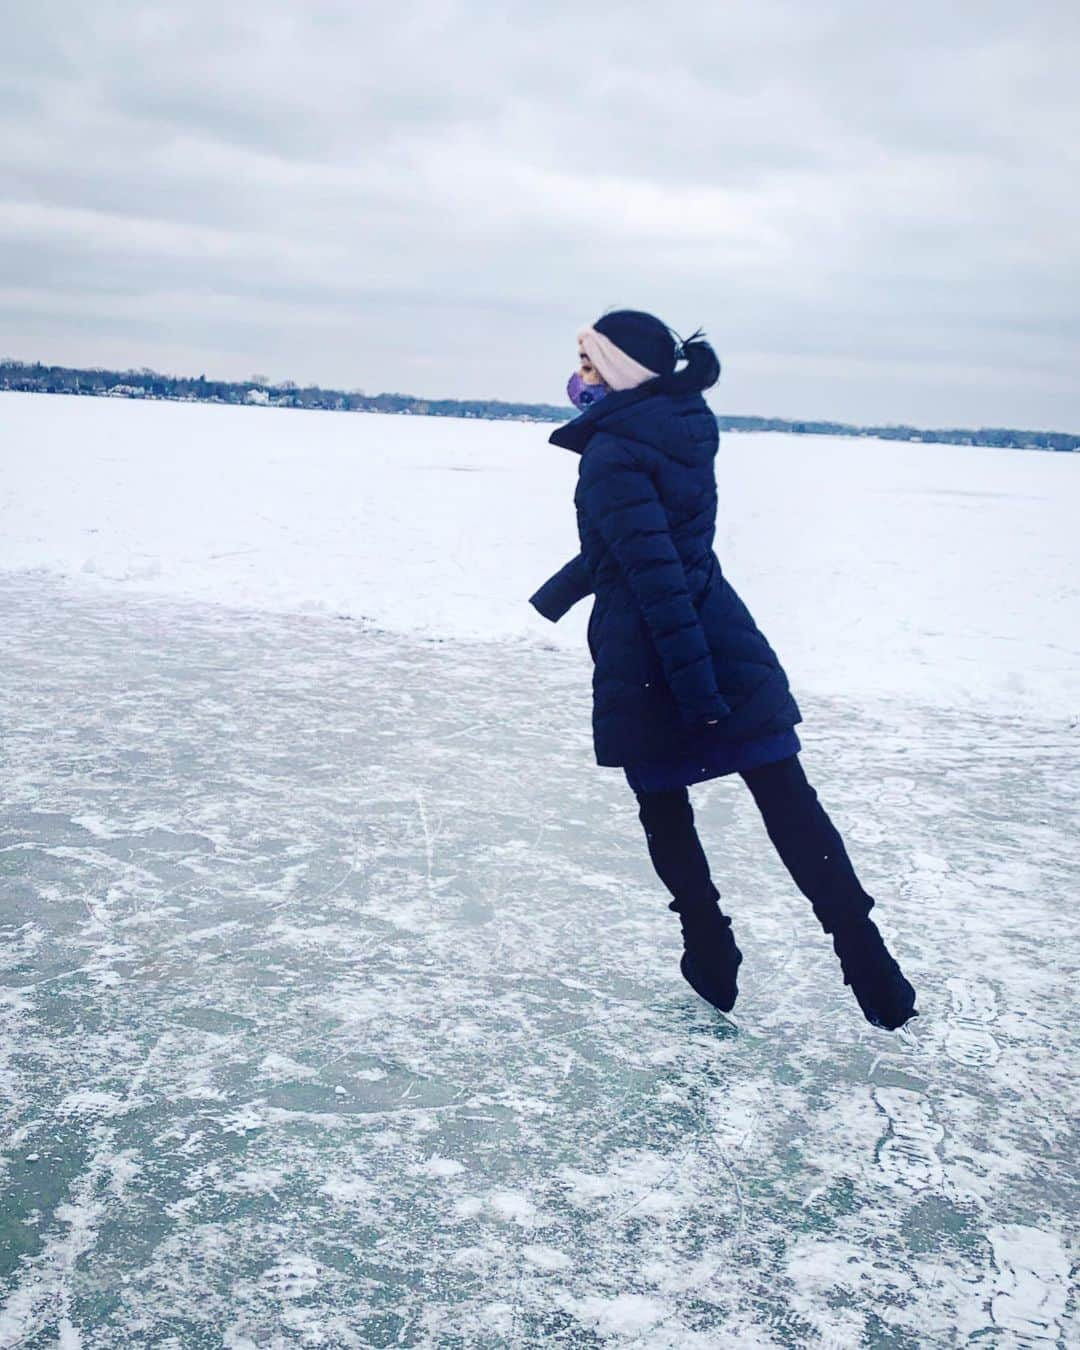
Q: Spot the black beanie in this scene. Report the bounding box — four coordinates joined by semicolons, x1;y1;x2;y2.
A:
593;309;677;377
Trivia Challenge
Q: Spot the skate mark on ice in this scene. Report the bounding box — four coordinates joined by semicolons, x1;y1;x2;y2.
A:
984;1224;1070;1344
871;1085;945;1192
875;773;917;809
948;975;998;1025
944;975;1001;1069
616;1096;752;1350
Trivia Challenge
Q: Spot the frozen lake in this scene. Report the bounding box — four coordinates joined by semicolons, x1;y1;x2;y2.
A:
2;573;1077;1347
2;391;1079;723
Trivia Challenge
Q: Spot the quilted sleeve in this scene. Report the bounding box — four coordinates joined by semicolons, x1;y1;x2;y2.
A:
578;435;730;729
529;551;593;623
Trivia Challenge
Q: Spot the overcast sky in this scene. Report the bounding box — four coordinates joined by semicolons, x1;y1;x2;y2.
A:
2;1;1078;427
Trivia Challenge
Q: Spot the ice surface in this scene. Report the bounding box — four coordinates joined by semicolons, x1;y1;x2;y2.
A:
2;393;1078;1343
2;391;1079;722
1;575;1077;1347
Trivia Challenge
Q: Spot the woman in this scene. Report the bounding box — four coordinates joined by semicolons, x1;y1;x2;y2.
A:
529;308;918;1031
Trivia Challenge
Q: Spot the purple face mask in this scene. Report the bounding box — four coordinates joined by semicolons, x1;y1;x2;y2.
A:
567;370;611;411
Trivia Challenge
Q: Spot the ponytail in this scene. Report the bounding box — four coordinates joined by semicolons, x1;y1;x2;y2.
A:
662;326;721;394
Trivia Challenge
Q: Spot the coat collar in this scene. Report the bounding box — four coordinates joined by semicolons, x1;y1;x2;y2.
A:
547;377;670;455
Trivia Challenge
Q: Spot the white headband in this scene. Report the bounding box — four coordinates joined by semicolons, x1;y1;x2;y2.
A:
577;326;659;392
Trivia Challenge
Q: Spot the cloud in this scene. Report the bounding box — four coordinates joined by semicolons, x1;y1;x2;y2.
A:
1;0;1077;426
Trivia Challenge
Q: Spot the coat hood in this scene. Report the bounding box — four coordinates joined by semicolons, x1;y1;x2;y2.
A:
548;378;718;467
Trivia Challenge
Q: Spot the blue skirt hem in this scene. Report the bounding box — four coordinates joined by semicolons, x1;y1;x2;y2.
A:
623;728;802;794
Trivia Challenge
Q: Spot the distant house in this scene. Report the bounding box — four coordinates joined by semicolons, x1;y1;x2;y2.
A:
0;359;1074;453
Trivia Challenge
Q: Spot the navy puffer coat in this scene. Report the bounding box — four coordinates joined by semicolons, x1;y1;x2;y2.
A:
530;380;802;767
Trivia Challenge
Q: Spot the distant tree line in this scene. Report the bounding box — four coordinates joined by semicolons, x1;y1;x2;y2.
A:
0;360;571;424
1;359;1076;453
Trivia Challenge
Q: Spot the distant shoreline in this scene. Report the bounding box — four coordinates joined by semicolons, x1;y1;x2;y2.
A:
2;359;1076;453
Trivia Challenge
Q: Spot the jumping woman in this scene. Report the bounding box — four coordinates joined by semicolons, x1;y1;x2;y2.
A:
529;308;918;1031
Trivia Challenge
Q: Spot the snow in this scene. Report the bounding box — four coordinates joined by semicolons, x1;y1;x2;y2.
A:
1;391;1078;1346
1;390;1077;723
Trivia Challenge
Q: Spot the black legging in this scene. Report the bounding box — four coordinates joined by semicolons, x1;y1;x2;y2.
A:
634;754;875;934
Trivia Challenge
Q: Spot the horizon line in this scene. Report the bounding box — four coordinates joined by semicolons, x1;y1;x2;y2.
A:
1;355;1078;447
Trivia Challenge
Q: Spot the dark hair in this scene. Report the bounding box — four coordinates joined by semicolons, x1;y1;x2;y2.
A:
591;306;721;396
662;326;721;394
